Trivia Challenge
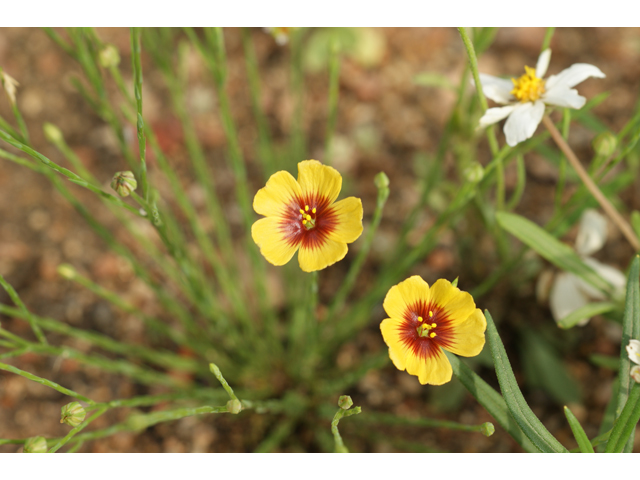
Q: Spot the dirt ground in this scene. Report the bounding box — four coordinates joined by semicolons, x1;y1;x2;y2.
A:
1;27;640;452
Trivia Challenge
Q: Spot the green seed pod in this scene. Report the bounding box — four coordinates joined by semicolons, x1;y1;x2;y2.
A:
592;131;617;157
60;401;86;427
338;395;353;410
480;422;495;437
43;122;64;144
111;171;137;197
23;436;47;453
57;264;77;280
226;399;242;414
99;44;121;68
374;172;390;190
463;162;484;184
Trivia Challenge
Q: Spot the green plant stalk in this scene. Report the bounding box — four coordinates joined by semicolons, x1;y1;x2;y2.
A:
564;406;595;453
446;352;536;452
485;310;568;452
331;406;362;453
0;361;95;404
353;410;493;435
0;130;143;217
240;27;276;177
326;173;389;322
554;109;571;210
130;27;149;200
0;275;47;344
324;37;341;165
10;101;29;145
0;304;203;375
541;27;556;51
209;363;239;401
0;113;22;142
48;407;107;453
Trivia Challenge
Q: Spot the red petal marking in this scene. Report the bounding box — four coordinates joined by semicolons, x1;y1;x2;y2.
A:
278;193;339;250
397;300;456;360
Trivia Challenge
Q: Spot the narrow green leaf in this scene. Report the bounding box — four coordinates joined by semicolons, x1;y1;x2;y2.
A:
413;72;455;91
557;302;617;329
446;351;537;452
606;382;640;452
589;354;619;370
564;406;594;453
631;211;640;242
485;310;569;452
496;211;612;294
611;255;640;451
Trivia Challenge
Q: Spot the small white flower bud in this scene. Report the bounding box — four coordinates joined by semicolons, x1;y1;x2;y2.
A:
626;339;640;366
631;366;640;384
0;69;19;106
60;401;86;427
23;436;47;453
111;171;137;197
374;172;390;190
99;44;121;69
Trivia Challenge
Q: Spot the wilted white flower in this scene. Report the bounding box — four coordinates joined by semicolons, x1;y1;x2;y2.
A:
546;209;625;326
0;69;19;106
627;339;640;365
477;49;605;146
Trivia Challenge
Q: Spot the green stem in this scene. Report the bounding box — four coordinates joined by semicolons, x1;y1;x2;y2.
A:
331;406;362;453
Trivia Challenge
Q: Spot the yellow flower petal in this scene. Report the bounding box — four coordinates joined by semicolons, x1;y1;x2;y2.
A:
429;278;476;324
251;217;299;266
298;237;347;272
383;275;430;321
297;160;342;204
380;318;407;370
253;170;302;217
328;197;363;244
405;346;452;385
445;309;487;357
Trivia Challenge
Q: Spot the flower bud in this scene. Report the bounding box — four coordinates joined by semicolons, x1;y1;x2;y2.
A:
23;436;47;453
43;122;64;144
626;339;640;366
226;399;242;414
374;172;390;190
111;171;137;197
99;44;121;68
631;366;640;384
0;69;19;106
57;264;77;280
463;162;484;184
60;401;86;427
480;422;495;437
338;395;353;410
592;131;617;157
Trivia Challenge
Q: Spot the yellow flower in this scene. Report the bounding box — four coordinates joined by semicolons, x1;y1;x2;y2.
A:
252;160;363;272
380;276;486;385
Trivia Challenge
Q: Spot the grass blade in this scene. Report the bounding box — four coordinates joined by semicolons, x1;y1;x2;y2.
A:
564;406;594;453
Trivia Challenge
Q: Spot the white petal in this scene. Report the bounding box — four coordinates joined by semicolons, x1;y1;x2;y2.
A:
549;272;591;325
478;105;516;128
581;257;626;298
478;73;514;104
575;209;607;256
536;49;552;78
542;85;586;109
545;63;605;90
627;340;640;365
503;101;545;147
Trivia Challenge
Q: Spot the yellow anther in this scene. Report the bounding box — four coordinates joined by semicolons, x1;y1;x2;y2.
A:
511;66;545;103
417;316;423;322
305;205;309;212
306;215;312;221
431;323;437;328
302;219;307;225
312;208;316;214
300;209;305;214
430;332;437;338
428;311;433;318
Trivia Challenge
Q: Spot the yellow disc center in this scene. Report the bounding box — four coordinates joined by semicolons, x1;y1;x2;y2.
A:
510;66;545;103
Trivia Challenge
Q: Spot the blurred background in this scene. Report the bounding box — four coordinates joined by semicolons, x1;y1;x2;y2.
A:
1;27;640;452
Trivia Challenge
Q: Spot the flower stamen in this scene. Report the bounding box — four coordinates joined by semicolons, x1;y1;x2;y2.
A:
301;204;317;230
511;66;546;103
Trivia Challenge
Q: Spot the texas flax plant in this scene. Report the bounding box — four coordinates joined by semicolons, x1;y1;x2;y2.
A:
1;27;640;453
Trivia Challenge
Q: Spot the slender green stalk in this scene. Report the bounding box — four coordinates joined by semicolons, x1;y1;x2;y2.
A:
130;28;149;200
541;27;556;51
355;410;493;435
331;406;361;453
0;362;94;404
324;37;341;165
554;109;571;210
209;363;239;401
0;275;47;344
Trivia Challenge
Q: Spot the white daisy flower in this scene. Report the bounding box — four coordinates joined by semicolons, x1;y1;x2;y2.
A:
478;49;605;147
627;339;640;366
547;209;625;326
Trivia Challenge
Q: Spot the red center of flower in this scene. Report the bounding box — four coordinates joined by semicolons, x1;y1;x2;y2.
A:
397;301;455;360
278;194;339;250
